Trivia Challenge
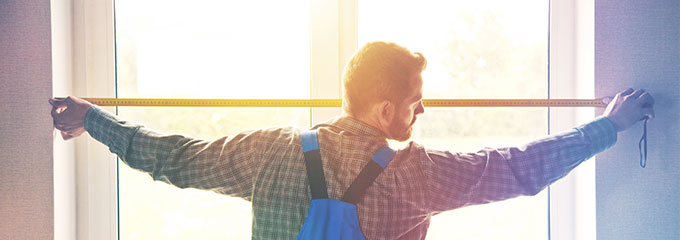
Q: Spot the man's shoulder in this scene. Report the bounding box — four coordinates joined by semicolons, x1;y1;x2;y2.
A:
252;125;302;137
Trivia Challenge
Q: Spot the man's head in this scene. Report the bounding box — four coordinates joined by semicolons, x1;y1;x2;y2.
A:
341;41;427;141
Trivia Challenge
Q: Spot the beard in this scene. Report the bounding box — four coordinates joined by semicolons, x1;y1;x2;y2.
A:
388;116;416;142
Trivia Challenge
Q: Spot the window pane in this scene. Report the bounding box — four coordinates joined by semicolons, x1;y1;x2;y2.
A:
359;0;549;239
115;0;310;239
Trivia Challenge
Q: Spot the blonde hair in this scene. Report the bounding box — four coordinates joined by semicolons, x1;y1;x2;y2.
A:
341;41;427;116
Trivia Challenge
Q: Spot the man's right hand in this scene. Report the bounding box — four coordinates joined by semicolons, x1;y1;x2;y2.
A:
603;88;655;132
49;96;94;140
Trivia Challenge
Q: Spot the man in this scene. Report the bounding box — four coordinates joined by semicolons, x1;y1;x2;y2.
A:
51;41;655;239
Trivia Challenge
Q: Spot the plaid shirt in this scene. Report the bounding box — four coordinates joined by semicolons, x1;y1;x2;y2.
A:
85;106;617;240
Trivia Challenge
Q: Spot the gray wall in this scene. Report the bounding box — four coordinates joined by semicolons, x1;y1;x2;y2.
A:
595;0;680;239
0;0;54;239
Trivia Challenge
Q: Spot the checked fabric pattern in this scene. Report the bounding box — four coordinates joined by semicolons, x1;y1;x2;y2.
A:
85;106;616;239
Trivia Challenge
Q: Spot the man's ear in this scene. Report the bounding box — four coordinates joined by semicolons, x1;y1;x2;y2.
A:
376;100;395;127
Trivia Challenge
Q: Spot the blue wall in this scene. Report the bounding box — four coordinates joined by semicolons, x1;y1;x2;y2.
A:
595;0;680;239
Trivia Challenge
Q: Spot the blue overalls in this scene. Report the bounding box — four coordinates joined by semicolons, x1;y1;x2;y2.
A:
297;130;396;240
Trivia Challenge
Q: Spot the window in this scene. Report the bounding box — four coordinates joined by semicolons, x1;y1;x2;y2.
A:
70;0;595;239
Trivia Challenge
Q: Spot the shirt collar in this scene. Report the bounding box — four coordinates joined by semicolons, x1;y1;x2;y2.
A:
316;115;387;138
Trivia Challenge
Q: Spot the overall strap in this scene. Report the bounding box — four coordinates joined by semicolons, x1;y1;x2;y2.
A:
301;130;328;199
341;146;396;205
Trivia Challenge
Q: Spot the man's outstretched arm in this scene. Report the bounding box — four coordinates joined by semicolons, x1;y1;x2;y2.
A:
50;96;259;199
423;88;655;212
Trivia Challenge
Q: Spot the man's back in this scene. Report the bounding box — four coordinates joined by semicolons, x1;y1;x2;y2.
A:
249;116;431;239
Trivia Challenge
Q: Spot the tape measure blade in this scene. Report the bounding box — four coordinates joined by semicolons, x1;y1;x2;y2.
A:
72;98;606;107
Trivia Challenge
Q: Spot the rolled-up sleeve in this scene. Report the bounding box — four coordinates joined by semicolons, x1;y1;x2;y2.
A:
84;106;258;199
425;116;617;212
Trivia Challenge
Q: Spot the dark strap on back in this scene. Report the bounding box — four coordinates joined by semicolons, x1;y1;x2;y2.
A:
341;146;395;204
301;130;396;203
301;130;328;199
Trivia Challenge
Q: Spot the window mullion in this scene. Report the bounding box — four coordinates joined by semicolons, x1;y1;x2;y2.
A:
309;0;344;125
339;0;358;78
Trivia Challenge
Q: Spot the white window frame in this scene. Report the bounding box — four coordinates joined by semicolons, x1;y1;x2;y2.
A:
55;0;595;239
68;1;118;239
549;1;596;240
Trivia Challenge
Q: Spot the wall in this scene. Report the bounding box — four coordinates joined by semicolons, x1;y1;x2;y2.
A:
0;0;54;239
595;0;680;239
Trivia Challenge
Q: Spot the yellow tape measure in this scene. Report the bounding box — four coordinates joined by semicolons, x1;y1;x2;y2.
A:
55;97;610;107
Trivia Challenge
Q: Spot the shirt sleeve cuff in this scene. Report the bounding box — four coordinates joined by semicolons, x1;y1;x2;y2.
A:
84;105;141;158
577;116;618;156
